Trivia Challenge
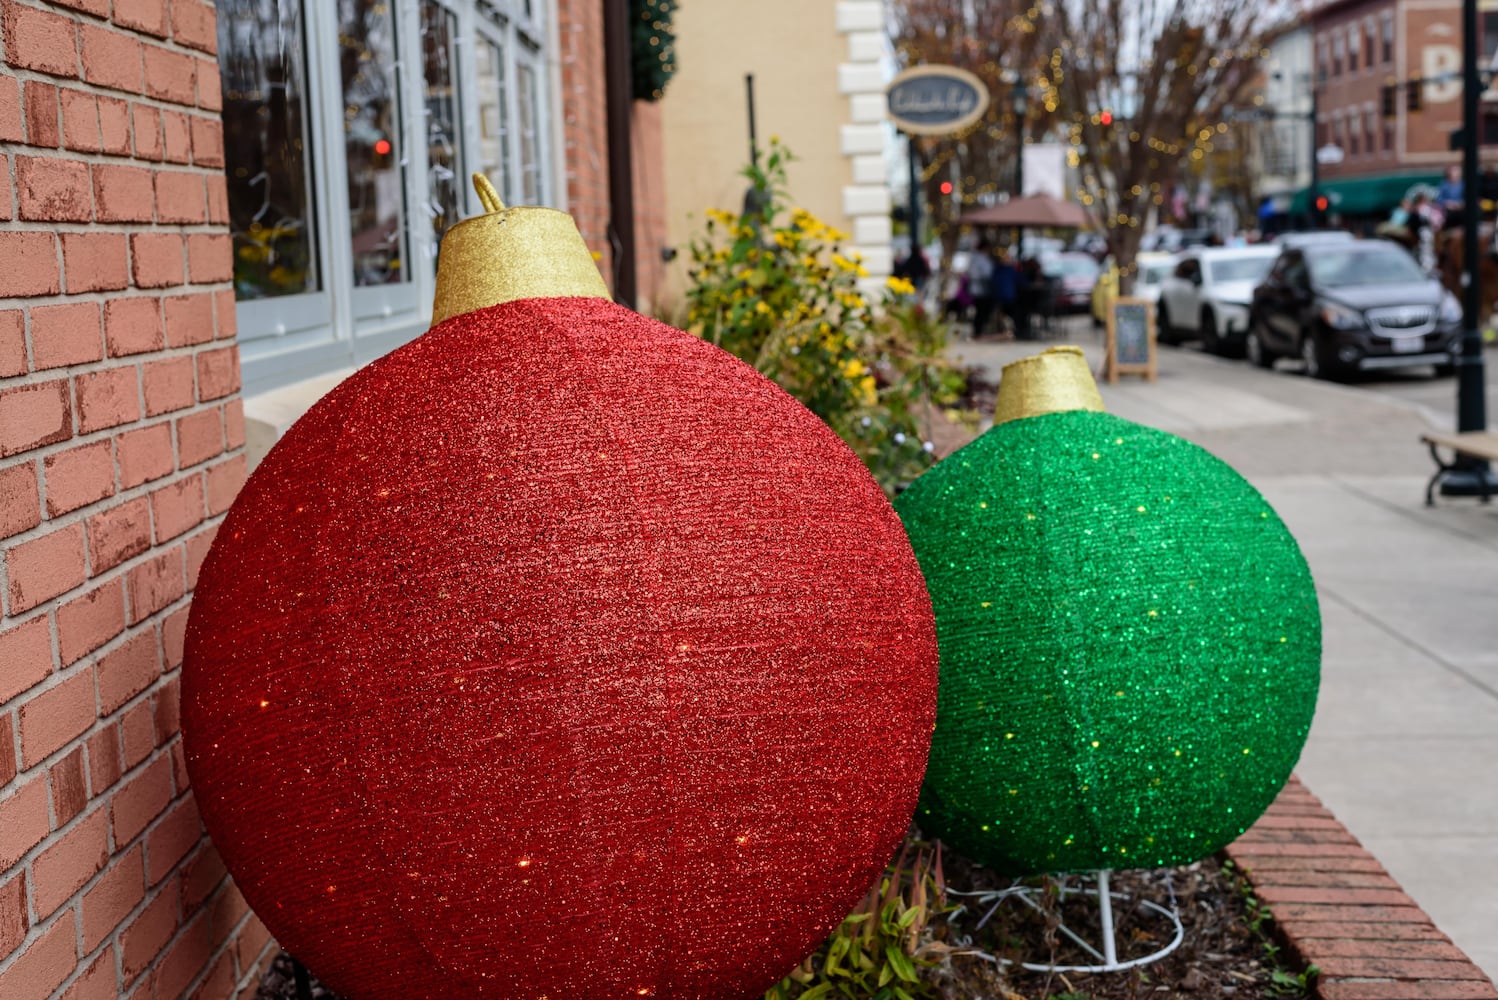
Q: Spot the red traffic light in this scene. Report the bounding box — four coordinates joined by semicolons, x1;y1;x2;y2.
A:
374;139;392;156
1099;111;1113;126
1314;195;1329;211
940;181;954;195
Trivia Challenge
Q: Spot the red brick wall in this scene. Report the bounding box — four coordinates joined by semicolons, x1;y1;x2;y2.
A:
556;0;613;284
0;2;268;998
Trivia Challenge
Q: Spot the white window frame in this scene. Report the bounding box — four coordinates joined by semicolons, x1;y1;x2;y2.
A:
462;0;555;215
229;0;558;395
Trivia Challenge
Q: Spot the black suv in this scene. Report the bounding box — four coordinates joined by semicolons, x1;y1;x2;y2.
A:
1247;241;1461;380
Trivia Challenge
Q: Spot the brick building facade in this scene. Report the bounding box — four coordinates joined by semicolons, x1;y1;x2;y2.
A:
0;1;265;997
1;1;663;998
1300;0;1498;216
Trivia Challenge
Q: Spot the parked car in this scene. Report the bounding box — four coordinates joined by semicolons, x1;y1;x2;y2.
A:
1247;240;1461;380
1043;252;1102;314
1267;229;1355;249
1157;245;1280;355
1091;251;1176;327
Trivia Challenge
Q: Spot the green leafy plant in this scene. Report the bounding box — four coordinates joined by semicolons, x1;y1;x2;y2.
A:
684;139;967;496
765;839;950;1000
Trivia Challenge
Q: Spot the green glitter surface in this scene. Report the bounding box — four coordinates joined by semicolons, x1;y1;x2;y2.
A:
895;410;1320;876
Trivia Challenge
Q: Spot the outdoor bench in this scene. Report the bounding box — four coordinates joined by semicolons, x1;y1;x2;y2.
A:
1421;430;1498;505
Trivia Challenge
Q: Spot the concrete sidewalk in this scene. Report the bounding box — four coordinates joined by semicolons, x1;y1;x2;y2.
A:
946;326;1498;979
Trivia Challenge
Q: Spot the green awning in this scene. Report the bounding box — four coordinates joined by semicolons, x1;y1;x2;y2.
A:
1289;172;1443;216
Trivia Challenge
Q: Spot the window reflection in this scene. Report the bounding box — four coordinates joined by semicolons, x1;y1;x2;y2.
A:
517;55;542;204
218;0;319;300
340;0;407;286
475;32;512;203
422;2;462;251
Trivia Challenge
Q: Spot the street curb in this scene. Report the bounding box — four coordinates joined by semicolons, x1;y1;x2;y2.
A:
1223;777;1498;999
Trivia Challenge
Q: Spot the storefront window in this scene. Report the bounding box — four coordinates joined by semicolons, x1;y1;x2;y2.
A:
422;1;464;251
340;0;408;286
475;32;513;202
517;55;543;204
218;0;319;301
217;0;558;393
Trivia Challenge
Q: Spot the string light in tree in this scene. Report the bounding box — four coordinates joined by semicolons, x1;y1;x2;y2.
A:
630;0;676;101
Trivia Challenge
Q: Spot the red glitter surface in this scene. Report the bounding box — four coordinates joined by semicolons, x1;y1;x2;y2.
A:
182;298;938;999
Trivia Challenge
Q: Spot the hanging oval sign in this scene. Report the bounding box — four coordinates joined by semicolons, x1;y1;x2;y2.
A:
886;65;991;136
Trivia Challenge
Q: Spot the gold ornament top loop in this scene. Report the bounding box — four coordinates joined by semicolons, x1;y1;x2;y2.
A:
473;173;505;214
993;346;1107;425
429;175;610;325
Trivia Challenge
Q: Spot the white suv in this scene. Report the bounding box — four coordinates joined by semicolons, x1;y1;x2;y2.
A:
1157;246;1280;356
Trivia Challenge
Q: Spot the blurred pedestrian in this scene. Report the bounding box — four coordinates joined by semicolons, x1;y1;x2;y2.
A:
1436;164;1464;221
994;251;1019;338
968;239;997;337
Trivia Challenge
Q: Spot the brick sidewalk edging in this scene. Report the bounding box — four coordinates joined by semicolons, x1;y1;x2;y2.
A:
1223;777;1497;1000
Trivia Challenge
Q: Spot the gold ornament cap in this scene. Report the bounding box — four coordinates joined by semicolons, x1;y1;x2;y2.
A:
430;174;611;325
993;346;1106;425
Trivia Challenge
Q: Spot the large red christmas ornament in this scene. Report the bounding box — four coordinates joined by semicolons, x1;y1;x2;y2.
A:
182;178;937;999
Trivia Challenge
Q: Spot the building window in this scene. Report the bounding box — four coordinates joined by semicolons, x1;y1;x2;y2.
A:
1364;106;1375;157
422;1;465;254
1349;111;1360;156
219;0;320;303
216;0;558;394
1365;18;1376;69
1348;25;1359;73
470;2;553;208
1333;34;1344;77
339;0;407;289
1383;118;1394;155
1383;13;1394;64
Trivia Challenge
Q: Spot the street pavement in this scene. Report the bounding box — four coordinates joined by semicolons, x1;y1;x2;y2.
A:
946;319;1498;979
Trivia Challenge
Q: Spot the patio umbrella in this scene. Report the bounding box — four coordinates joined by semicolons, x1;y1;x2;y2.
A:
959;192;1093;229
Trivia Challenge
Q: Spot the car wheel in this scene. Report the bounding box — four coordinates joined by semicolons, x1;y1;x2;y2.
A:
1201;308;1222;355
1157;302;1176;345
1300;332;1324;379
1246;324;1275;369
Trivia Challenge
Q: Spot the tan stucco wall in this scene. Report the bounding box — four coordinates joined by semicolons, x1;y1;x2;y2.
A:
659;0;860;307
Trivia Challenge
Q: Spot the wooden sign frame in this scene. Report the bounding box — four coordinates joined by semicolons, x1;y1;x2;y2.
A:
1105;297;1158;383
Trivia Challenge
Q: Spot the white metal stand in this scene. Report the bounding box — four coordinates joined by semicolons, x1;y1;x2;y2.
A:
949;870;1185;974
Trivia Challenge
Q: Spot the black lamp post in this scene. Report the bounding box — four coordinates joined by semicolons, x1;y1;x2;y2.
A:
1444;0;1496;494
1308;73;1322;227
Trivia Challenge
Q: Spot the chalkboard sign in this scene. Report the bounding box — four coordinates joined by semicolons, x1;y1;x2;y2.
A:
1106;298;1157;383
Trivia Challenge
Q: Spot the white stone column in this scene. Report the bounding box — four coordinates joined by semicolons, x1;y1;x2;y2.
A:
837;1;894;299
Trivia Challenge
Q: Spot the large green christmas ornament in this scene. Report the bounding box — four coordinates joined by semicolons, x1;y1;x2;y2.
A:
896;347;1320;876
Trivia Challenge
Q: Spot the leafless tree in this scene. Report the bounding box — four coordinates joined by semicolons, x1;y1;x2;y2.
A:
887;0;1056;268
889;0;1287;290
1054;0;1286;286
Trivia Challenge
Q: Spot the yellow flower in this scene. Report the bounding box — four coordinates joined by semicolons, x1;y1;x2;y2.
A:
858;375;878;406
887;276;917;296
705;208;737;225
774;231;797;250
754;300;772;315
841;359;868;380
